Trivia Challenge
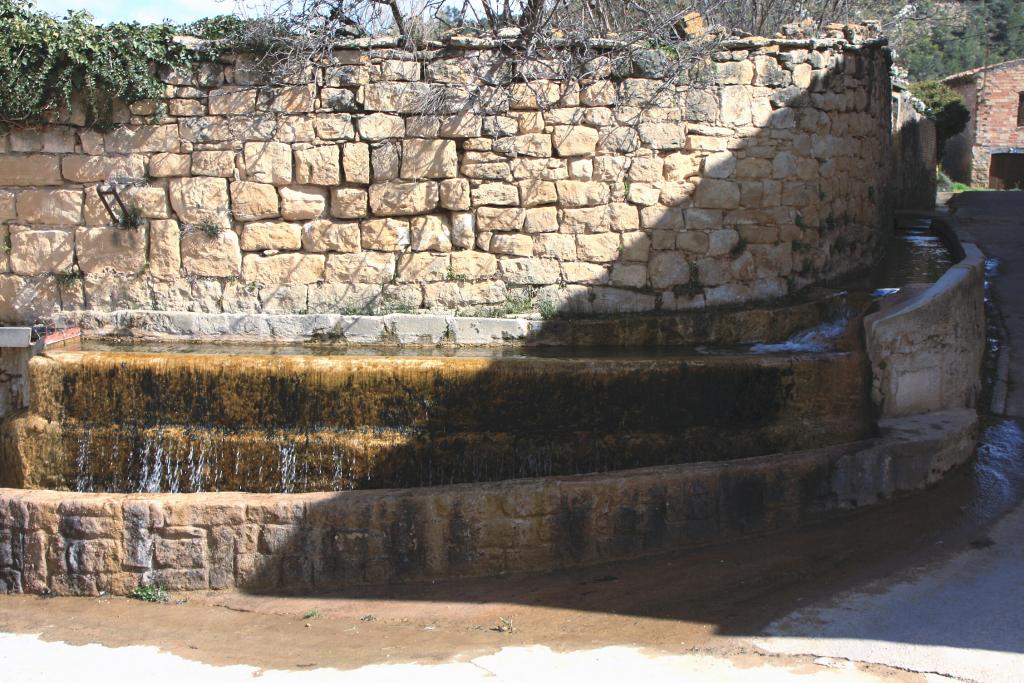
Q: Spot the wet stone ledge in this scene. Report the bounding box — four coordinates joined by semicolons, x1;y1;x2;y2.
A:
0;408;977;596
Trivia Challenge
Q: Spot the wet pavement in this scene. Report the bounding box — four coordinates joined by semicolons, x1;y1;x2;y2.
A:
756;191;1024;682
3;191;1024;681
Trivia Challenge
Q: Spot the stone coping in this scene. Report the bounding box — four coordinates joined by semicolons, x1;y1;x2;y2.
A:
52;292;848;347
0;408;977;595
865;236;986;417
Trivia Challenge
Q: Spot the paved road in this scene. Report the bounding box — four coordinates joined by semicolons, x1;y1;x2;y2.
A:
756;191;1024;683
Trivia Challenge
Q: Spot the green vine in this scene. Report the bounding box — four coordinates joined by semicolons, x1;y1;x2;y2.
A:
0;0;200;128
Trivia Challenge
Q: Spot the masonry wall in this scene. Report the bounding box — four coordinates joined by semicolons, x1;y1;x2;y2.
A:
0;37;892;323
944;60;1024;187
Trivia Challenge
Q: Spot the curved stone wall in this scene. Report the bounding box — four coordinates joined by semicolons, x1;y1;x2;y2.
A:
865;233;986;417
0;35;893;323
0;408;976;595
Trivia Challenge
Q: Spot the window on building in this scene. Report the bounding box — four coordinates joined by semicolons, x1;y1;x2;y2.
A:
1019;93;1024;127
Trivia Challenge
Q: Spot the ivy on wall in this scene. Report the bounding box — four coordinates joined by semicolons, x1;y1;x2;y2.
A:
0;0;199;128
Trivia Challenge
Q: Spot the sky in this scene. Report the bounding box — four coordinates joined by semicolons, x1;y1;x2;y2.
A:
33;0;237;24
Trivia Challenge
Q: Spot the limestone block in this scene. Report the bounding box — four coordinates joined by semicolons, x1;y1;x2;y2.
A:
510;81;560;110
423;281;508;308
567;158;593;181
330;188;368;219
105;125;180;153
368;181;439;216
489;234;534;257
320;88;357;112
325;252;396;283
552;125;599;157
243;253;325;284
279;186;327;220
611;263;647;288
180;229;242;278
581;81;616;106
511;157;568;181
308;282;383;313
561;206;609;234
191;151;236;178
169;177;230;225
240;221;302;251
557;181;610;208
243;142;293;185
637;122;686;150
593;156;628;182
562;261;610;284
534;233;577;260
477;207;526;232
260;284;308;313
439;178;471;210
648;251;691;288
302;219;360;253
226;182;277;223
792;63;813;88
294;145;341;185
0;275;59;322
363;82;435;113
410;215;452;252
754;56;791;87
596;126;640;154
400;139;457;179
0;191;15;222
576;233;619;262
494;133;552;158
62;155;146;183
396;252;449;282
499;256;560;285
169;99;204;116
16;189;82;225
357;113;405;141
209;86;257;115
704;151;736;179
277;116;316;144
664;153;698;181
343;143;371;184
10;228;74;274
463;156;513;181
450;212;475;249
266;84;316;113
524;206;559;234
450;250;497;279
75;227;147;274
639;205;683;231
438;112;482;138
608;203;640;232
715;60;754;85
361;218;411;251
122;187;171;219
627;157;665;183
148;219;182;279
149;153;192;178
472;183;519;207
314;114;356;141
720;86;752;126
694;179;740;210
518;180;558;207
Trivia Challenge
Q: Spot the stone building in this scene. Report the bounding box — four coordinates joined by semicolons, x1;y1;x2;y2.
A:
942;58;1024;188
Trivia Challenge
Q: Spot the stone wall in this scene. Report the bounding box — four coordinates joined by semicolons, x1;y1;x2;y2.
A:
892;88;936;211
864;234;985;418
0;35;893;323
0;408;977;595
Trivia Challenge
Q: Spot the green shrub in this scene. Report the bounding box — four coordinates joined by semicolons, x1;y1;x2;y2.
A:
909;80;970;152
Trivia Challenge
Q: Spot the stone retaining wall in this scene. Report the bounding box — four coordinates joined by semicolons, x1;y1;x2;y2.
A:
0;35;893;323
865;235;985;417
0;408;976;595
